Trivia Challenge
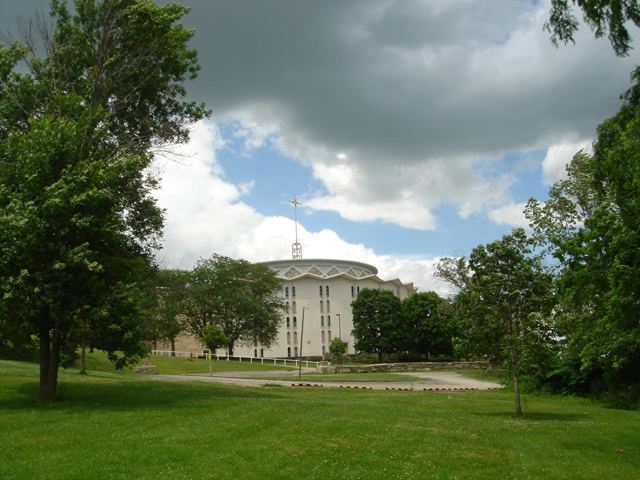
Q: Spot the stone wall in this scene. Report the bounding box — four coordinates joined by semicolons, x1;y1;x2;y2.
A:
319;361;489;374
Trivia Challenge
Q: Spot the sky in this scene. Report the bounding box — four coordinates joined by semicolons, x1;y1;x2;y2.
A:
1;0;638;294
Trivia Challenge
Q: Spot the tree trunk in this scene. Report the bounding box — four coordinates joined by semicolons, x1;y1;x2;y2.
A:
39;322;61;401
171;338;176;357
510;346;522;417
80;343;87;375
228;340;234;357
513;369;522;417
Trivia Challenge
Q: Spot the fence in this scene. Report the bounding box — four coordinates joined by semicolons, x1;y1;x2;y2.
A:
150;350;321;369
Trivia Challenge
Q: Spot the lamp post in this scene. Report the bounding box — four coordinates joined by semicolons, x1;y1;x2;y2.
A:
299;304;310;380
336;313;342;340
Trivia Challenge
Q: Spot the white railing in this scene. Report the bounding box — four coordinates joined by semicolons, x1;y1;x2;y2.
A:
150;350;321;368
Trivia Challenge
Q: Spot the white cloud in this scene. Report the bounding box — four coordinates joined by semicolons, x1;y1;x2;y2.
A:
542;139;592;184
153;120;446;292
487;202;529;228
170;0;635;230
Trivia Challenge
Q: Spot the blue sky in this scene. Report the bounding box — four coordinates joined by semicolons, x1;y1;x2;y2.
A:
1;0;636;292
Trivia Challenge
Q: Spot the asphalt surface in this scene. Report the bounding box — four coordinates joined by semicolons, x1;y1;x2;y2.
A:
153;370;503;391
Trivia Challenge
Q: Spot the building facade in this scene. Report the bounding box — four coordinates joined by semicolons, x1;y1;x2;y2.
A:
233;258;414;358
164;258;415;358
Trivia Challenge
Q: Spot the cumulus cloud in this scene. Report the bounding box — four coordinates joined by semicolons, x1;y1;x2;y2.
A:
171;0;635;229
542;139;593;184
153;121;447;292
487;202;529;228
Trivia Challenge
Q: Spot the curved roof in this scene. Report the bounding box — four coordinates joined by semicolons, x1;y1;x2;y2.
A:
259;258;378;280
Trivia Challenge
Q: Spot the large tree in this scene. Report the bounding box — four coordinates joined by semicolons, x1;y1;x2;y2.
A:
0;0;207;400
351;288;403;362
149;269;189;354
526;69;640;401
545;0;640;56
182;255;285;356
437;229;555;416
401;291;456;360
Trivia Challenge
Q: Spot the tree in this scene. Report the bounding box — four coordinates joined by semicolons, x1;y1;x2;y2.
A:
545;0;640;56
328;337;347;364
526;69;640;403
201;324;227;376
351;288;403;362
437;229;555;416
0;0;207;400
150;269;189;354
401;291;455;360
183;255;285;356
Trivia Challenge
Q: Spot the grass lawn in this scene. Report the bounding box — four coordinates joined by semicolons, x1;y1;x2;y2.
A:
1;359;639;479
75;350;293;375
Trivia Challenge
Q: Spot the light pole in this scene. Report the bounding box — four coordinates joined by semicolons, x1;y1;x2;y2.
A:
298;304;310;380
336;313;342;340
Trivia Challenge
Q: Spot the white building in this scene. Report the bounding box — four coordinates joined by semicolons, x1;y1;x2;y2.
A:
165;199;415;358
165;257;415;359
233;258;415;358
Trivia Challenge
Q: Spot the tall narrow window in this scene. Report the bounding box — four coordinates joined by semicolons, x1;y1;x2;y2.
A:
292;286;296;297
321;331;325;344
286;317;290;328
294;346;298;357
327;315;331;327
287;347;291;357
328;330;332;340
326;285;330;297
357;286;360;294
260;348;264;358
292;301;297;313
322;345;326;355
294;331;298;344
285;286;289;298
320;300;323;313
254;348;258;358
293;316;297;329
320;315;324;327
319;285;323;296
351;286;355;297
287;332;291;344
327;300;330;313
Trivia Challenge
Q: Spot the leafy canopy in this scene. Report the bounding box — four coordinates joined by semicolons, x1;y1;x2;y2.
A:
0;0;207;400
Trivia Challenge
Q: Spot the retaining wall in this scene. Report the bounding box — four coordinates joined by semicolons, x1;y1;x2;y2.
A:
319;361;488;374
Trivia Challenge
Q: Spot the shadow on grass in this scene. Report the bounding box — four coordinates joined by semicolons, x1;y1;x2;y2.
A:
474;411;590;422
0;377;279;412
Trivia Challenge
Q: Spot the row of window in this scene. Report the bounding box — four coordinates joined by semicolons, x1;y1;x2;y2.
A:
287;330;332;345
286;300;331;314
284;285;361;298
285;315;332;329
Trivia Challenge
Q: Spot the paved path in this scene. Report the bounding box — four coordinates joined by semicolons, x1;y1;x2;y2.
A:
153;370;503;391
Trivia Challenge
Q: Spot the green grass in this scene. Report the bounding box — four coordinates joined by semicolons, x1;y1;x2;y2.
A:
72;350;293;375
1;359;639;479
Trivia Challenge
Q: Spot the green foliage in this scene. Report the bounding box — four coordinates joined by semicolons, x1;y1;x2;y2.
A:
351;288;403;360
182;255;285;355
328;337;347;363
526;70;640;404
545;0;640;56
402;291;456;359
148;269;189;349
0;0;207;400
437;229;556;415
200;324;228;354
